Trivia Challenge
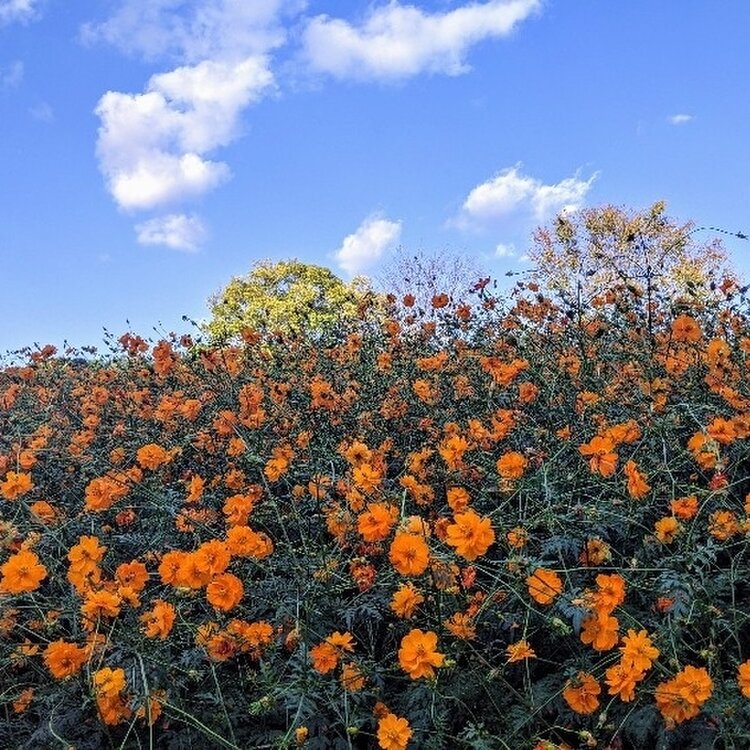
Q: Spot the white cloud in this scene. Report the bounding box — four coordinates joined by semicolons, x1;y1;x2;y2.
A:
0;60;23;89
95;56;273;211
668;113;693;125
456;165;597;228
494;242;516;258
0;0;39;26
336;215;402;275
302;0;541;80
81;0;301;63
135;213;207;251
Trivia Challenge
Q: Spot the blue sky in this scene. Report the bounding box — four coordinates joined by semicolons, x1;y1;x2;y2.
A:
1;0;749;352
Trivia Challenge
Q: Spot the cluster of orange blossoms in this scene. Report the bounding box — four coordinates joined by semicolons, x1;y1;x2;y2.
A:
4;282;750;749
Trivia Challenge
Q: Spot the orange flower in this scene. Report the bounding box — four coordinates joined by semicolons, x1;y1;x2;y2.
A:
310;642;339;674
444;612;476;640
0;471;33;500
605;662;644;702
377;713;412;750
580;612;619;651
671;314;702;343
140;600;176;639
737;659;750;698
93;667;126;699
223;494;255;526
0;549;47;594
592;573;626;612
389;532;430;576
563;672;601;714
115;560;149;593
526;568;563;605
194;540;231;577
398;629;445;679
579;537;611;566
158;550;187;585
578;436;618;477
81;590;122;627
358;503;399;542
84;476;128;512
445;510;495;561
619;629;659;672
341;662;366;692
654;516;680;543
43;640;89;679
670;495;698;520
226;526;274;558
655;666;713;724
623;460;650;499
206;573;244;612
506;639;536;663
390;582;425;618
136;443;172;470
507;526;528;549
496;452;528;480
446;487;471;513
708;509;740;541
68;535;106;573
352;463;384;493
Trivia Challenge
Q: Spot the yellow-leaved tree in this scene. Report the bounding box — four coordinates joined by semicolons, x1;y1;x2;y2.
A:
204;259;381;342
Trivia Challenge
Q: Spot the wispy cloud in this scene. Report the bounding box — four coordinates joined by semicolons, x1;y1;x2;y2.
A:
454;165;597;229
335;215;402;275
302;0;541;81
81;0;300;63
0;60;24;90
668;113;693;125
135;213;207;251
95;56;274;212
29;101;54;122
0;0;39;26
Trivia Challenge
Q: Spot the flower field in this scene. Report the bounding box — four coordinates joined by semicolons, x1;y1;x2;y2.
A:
3;273;750;749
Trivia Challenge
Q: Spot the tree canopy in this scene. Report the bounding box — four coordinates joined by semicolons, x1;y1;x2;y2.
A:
528;201;733;305
205;259;380;342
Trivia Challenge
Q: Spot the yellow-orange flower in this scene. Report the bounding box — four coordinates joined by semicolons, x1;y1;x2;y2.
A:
619;629;659;672
526;568;563;605
563;671;601;714
506;639;536;663
398;629;444;679
389;532;430;576
377;713;412;750
0;549;47;594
